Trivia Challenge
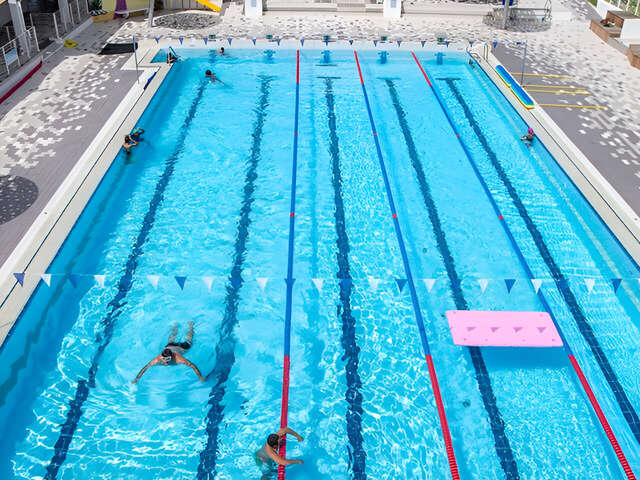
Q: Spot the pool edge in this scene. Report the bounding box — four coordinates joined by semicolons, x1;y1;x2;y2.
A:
470;45;640;267
0;48;171;346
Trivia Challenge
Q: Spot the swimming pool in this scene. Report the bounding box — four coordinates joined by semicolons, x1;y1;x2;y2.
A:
1;46;640;479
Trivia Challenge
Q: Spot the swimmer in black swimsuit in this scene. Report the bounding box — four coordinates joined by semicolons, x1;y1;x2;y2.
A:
254;426;304;477
132;321;205;383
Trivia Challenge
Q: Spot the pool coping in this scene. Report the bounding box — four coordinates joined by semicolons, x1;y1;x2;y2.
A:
0;52;171;345
470;45;640;266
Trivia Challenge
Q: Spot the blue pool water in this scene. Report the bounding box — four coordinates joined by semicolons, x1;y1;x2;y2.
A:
1;48;640;479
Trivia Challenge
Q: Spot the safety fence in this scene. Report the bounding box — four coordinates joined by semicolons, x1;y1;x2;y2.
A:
0;27;39;83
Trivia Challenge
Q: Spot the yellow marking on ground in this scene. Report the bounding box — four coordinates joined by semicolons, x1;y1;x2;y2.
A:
526;88;591;95
509;72;574;78
538;103;607;110
522;83;584;89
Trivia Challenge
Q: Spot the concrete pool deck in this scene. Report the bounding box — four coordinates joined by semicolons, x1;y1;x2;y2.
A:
1;0;640;322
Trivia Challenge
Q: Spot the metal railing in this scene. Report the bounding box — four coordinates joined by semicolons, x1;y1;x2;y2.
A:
0;27;40;83
614;0;639;16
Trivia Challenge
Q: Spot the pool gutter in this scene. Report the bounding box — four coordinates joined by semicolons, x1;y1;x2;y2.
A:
470;46;640;266
0;43;171;346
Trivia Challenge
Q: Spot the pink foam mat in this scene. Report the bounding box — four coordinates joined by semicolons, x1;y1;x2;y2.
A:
446;310;563;347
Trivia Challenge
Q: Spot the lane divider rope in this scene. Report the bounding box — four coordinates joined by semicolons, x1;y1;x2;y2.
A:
354;50;460;480
278;49;301;480
411;51;636;480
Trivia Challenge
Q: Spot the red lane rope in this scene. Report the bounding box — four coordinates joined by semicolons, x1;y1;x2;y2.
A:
354;50;460;480
277;49;301;480
569;356;636;479
426;355;461;480
411;49;636;480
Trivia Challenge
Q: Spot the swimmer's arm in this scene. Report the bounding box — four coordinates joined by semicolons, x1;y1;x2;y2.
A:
132;357;159;383
265;442;303;466
175;354;206;381
276;427;303;442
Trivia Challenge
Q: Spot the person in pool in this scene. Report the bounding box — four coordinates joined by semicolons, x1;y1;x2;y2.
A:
521;127;535;143
205;69;222;83
255;426;304;476
132;322;205;384
131;127;145;142
123;134;138;153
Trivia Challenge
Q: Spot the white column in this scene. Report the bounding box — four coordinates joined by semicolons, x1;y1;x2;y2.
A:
8;0;29;52
57;0;72;28
383;0;401;19
245;0;262;17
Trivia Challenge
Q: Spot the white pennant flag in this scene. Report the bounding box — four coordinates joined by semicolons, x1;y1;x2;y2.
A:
94;275;106;288
478;278;489;293
584;278;596;293
257;277;269;292
147;275;160;290
41;273;51;286
531;278;542;294
423;278;436;292
202;276;214;291
312;278;324;293
367;277;381;292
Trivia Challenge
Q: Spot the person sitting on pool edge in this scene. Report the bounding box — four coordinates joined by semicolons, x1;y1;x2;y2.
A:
132;321;205;383
123;134;137;153
521;127;535;143
255;426;304;473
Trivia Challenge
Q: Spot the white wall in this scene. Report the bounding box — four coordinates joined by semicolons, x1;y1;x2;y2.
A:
621;18;640;40
596;0;621;19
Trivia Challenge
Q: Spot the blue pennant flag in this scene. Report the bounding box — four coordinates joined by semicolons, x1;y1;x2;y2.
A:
421;40;426;47
493;40;498;49
504;278;516;293
397;40;402;47
373;39;378;47
349;39;354;45
276;38;281;46
13;272;25;286
203;37;208;45
469;40;474;47
445;41;450;48
300;38;305;46
340;278;352;289
68;274;79;288
252;38;257;45
179;37;183;45
228;37;232;46
175;276;187;290
230;276;242;289
611;278;622;293
395;278;407;293
154;37;159;44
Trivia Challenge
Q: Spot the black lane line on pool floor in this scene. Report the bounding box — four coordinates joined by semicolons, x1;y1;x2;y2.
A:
385;79;520;480
197;75;273;480
442;78;640;445
44;79;209;480
322;76;367;479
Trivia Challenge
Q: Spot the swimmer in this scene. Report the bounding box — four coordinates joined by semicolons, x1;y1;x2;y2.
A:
521;127;534;143
205;69;222;83
132;322;205;383
131;127;145;142
219;47;225;54
123;134;138;153
167;51;177;64
255;426;304;474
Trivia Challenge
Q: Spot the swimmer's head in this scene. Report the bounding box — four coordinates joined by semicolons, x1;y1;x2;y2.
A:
527;127;534;135
205;69;212;76
124;135;132;142
267;434;280;449
220;47;225;53
161;348;174;364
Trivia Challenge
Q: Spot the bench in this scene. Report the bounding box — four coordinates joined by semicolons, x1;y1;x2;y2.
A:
628;44;640;69
114;8;149;18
